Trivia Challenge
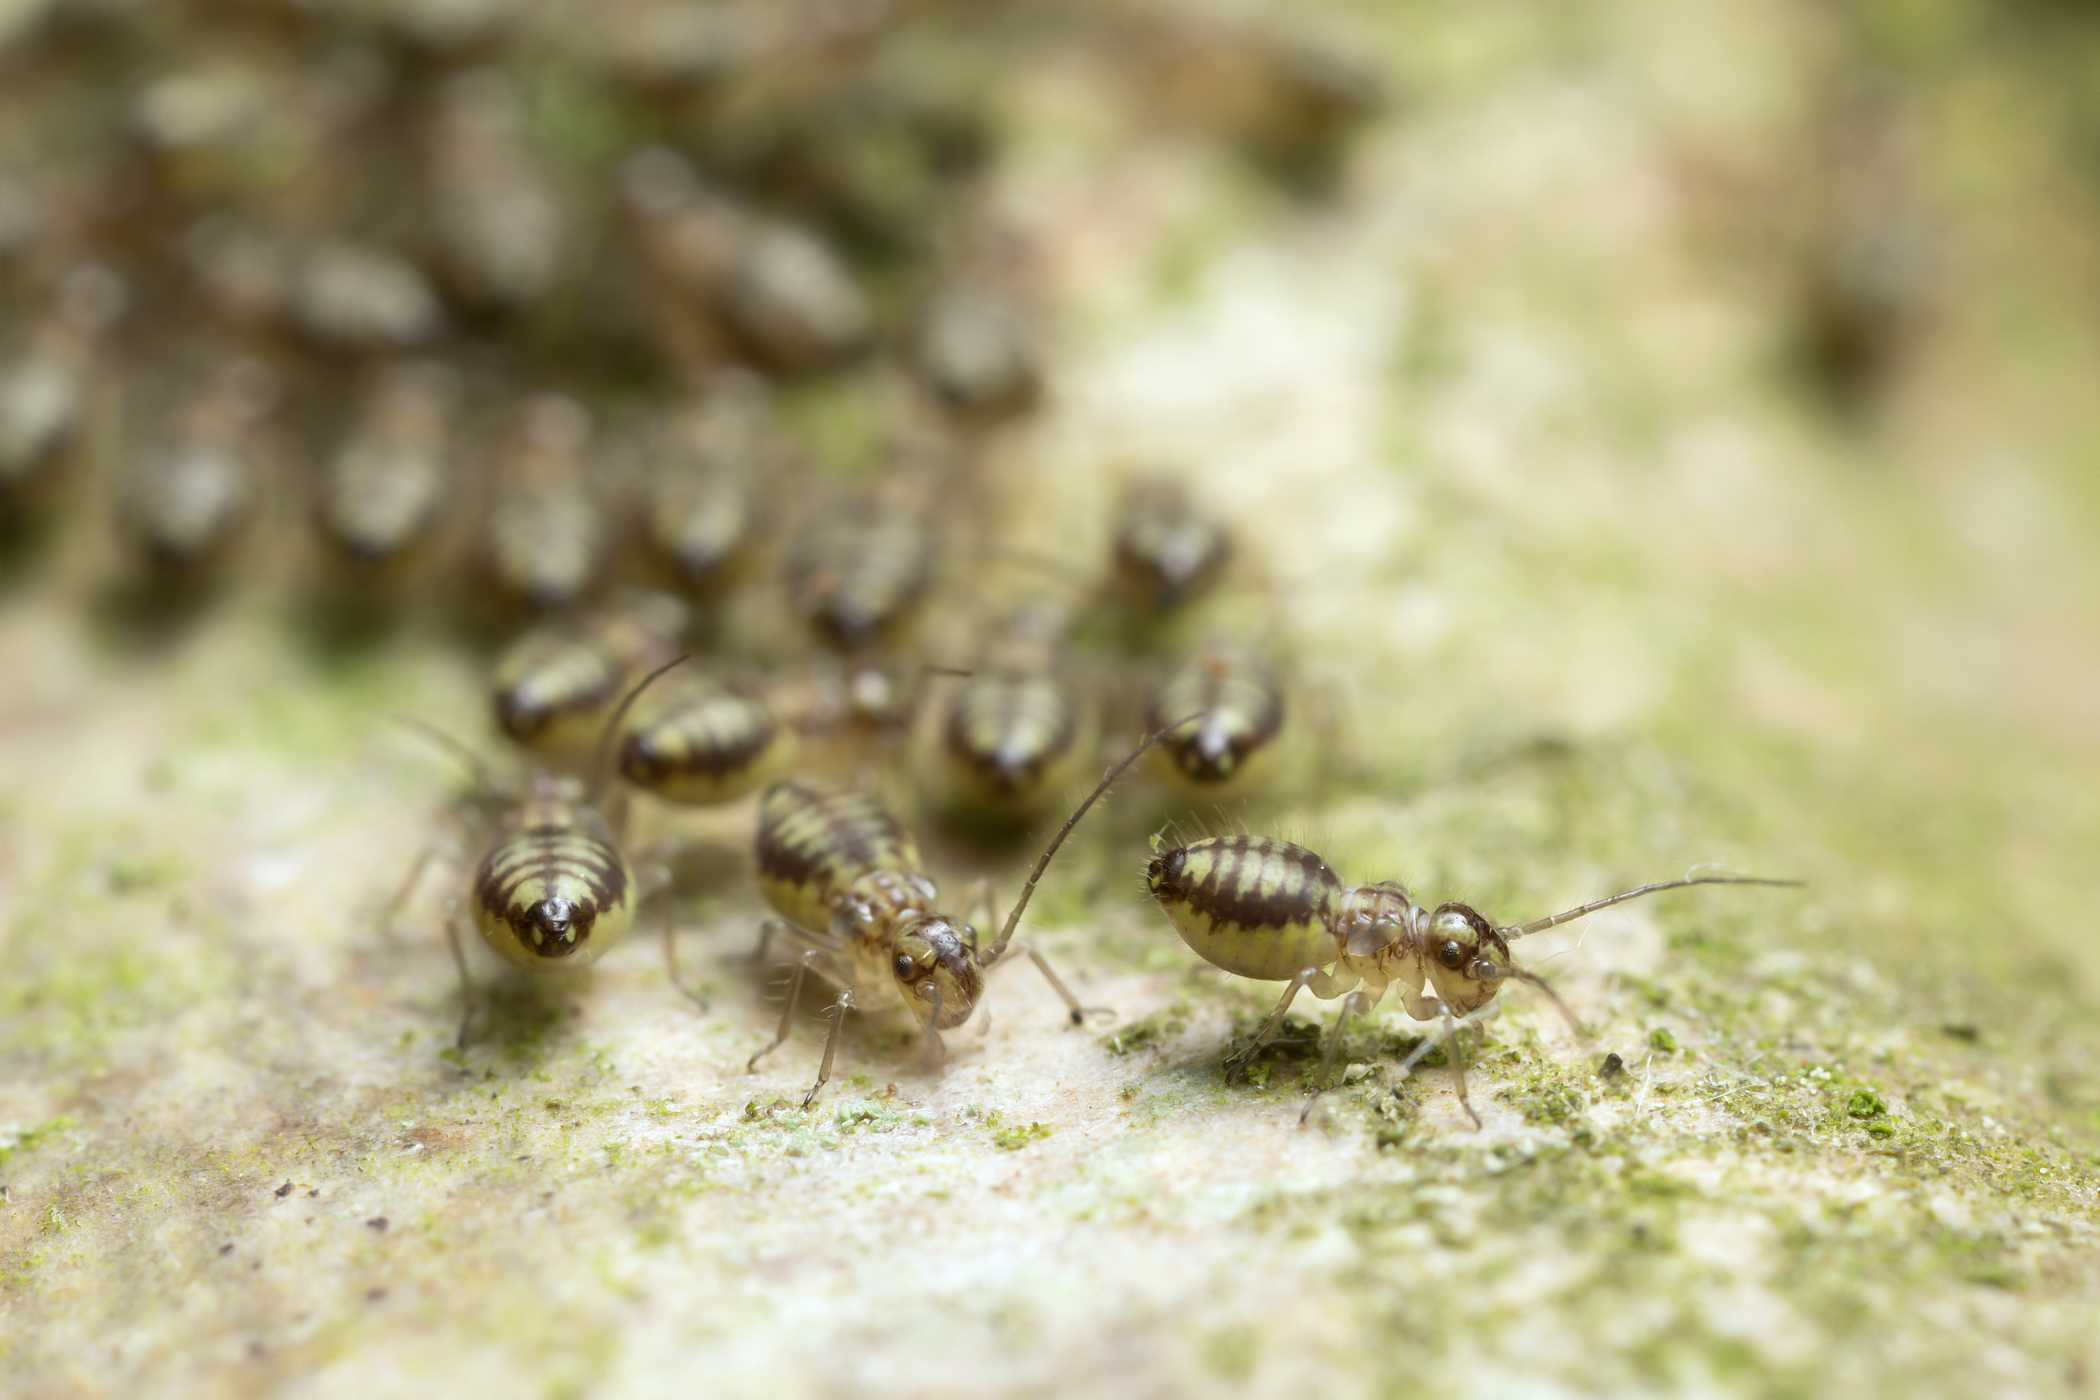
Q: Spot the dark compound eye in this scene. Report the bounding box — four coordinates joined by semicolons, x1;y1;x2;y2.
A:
1437;940;1466;971
894;954;916;979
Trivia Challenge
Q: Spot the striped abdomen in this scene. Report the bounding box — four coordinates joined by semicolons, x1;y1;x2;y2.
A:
788;509;931;651
492;594;688;752
1113;481;1230;610
647;472;752;589
755;782;922;932
621;680;790;805
472;803;634;971
939;671;1084;807
486;484;601;609
321;445;443;565
1147;645;1284;787
319;363;452;566
492;628;619;750
1144;836;1340;980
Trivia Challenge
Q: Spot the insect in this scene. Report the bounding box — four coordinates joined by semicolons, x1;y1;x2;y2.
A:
385;655;700;1047
482;393;604;611
1143;835;1798;1124
1143;638;1284;793
785;496;934;653
617;671;797;808
1111;475;1233;614
0;265;125;507
491;590;692;758
116;358;275;574
640;374;771;597
617;146;871;376
913;282;1040;425
746;718;1197;1106
922;599;1095;825
425;68;561;312
316;359;457;573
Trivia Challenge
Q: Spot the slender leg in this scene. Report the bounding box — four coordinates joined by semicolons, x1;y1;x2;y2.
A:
802;989;855;1108
747;918;787;965
1394;1001;1489;1130
659;907;709;1013
381;839;453;944
1299;990;1371;1125
1009;942;1102;1026
1225;966;1346;1072
749;948;819;1072
444;912;476;1050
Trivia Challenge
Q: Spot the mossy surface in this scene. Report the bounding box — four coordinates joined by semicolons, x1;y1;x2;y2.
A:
6;2;2100;1396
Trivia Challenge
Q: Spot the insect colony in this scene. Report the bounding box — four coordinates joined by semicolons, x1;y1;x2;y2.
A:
0;1;1792;1121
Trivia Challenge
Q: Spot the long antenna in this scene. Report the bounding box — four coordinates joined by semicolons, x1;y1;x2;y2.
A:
589;653;693;805
982;712;1207;967
1499;874;1801;941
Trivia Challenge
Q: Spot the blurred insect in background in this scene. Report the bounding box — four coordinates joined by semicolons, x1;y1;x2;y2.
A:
316;358;458;580
784;492;936;655
617;147;872;378
115;357;276;576
747;719;1197;1106
1144;834;1798;1124
1143;637;1286;795
616;669;799;810
0;264;125;518
920;596;1096;829
424;68;562;314
1110;474;1233;616
491;590;691;759
481;392;603;611
386;655;701;1046
912;280;1040;427
638;371;772;601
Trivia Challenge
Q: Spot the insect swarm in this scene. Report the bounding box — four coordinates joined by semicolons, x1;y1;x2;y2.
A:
1143;834;1797;1124
746;719;1195;1107
387;656;702;1046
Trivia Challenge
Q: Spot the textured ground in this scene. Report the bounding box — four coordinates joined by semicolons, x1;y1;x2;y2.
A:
6;2;2100;1397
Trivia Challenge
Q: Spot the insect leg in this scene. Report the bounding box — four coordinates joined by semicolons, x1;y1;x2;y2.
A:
1394;1001;1491;1130
1007;943;1106;1026
749;947;820;1072
380;838;456;944
659;904;709;1014
444;910;477;1049
748;917;790;965
1225;966;1348;1073
801;989;855;1109
1299;989;1372;1125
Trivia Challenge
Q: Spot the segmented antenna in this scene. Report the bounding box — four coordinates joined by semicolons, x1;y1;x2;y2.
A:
588;653;693;805
1499;875;1801;941
983;712;1208;967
